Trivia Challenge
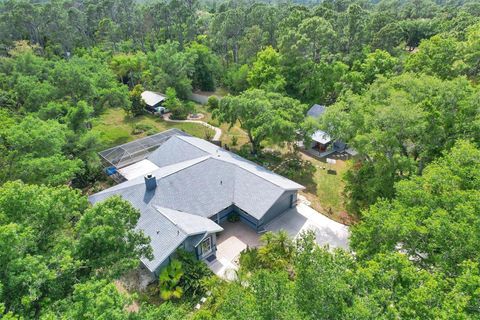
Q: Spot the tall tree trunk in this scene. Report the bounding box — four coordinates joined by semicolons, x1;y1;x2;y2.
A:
233;42;239;64
247;131;260;155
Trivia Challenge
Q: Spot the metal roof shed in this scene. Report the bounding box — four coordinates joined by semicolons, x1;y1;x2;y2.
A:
311;130;332;145
141;91;166;107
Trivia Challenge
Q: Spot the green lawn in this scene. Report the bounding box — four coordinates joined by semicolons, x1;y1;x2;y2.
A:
195;105;250;147
299;153;354;224
91;108;215;149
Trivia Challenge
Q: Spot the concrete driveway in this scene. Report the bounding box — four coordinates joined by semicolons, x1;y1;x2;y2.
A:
265;203;349;250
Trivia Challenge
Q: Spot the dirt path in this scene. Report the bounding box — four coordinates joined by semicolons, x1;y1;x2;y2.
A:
114;280;140;313
188;92;223;105
163;113;222;141
189;92;210;104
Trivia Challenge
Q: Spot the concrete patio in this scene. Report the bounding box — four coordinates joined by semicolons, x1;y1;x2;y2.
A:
207;221;261;280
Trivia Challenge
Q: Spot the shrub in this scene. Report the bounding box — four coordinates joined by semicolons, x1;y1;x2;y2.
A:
204;129;213;141
158;259;184;301
158;250;213;300
124;84;145;116
164;87;188;120
185;101;196;115
231;135;238;146
176;249;213;298
146;128;159;136
240;231;296;272
132;123;155;135
207;95;219;110
239;247;260;271
227;212;240;222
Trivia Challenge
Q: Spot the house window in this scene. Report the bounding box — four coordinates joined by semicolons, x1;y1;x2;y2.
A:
199;236;212;257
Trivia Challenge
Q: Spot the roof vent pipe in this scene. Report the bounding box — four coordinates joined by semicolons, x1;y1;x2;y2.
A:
144;174;157;191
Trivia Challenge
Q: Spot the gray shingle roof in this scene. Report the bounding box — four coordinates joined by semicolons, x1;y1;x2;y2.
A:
147;136;209;168
136;206;223;271
169;136;304;191
135;206;187;271
307;104;326;118
157;206;224;235
89;134;304;272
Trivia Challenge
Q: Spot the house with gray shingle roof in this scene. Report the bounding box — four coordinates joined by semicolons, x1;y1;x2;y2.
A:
307;104;326;118
90;131;304;275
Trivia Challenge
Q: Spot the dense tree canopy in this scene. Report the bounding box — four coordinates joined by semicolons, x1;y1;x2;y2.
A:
351;140;480;275
0;181;151;318
214;89;306;153
322;73;480;212
247;46;286;93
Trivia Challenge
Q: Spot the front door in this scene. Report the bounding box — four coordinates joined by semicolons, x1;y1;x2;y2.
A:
290;194;296;208
198;235;213;258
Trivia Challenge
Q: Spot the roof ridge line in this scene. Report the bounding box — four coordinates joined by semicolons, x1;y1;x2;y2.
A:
154;206;220;237
176;136;303;190
230;159;303;191
175;135;218;154
211;155;303;191
152;155;212;181
154;206;189;235
90;155;212;197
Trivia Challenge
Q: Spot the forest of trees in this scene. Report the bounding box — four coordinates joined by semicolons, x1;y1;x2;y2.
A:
0;0;479;318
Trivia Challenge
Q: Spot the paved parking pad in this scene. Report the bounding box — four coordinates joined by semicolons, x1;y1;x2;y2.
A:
265;203;349;250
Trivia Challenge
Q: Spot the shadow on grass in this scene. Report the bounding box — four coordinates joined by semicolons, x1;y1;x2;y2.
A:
111;136;130;146
235;147;318;194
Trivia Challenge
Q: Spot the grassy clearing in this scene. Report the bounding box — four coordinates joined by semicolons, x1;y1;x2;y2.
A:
195;105;250;147
91;108;215;149
299;153;354;224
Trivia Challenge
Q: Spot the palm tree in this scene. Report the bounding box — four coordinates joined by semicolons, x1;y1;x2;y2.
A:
159;259;184;300
260;231;275;246
274;230;294;258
